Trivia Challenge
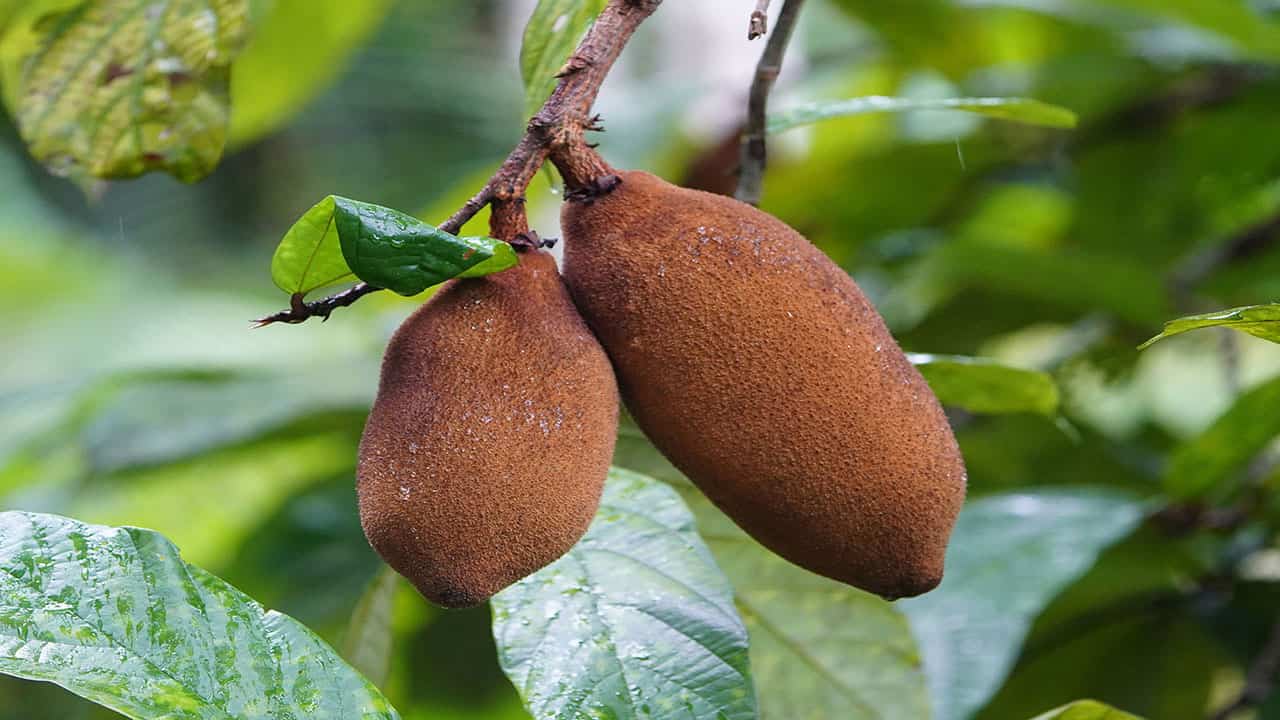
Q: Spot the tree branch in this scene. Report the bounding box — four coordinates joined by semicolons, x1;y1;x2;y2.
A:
736;0;805;206
749;0;771;40
256;0;663;327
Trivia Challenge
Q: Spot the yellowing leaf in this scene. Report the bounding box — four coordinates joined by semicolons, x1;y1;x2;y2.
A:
4;0;250;184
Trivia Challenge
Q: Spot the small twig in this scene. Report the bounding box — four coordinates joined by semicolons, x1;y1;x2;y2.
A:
256;0;663;326
749;0;770;40
251;187;495;326
736;0;805;205
1211;617;1280;720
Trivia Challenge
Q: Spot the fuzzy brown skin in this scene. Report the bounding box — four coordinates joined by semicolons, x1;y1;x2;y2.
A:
357;251;619;608
561;171;966;599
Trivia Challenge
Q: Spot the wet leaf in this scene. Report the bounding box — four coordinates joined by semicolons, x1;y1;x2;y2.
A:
612;428;929;719
270;195;516;297
0;511;400;719
1140;304;1280;348
769;96;1078;134
492;468;757;720
4;0;250;184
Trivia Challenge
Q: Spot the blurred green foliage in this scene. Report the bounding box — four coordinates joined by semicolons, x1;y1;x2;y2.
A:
3;0;1280;718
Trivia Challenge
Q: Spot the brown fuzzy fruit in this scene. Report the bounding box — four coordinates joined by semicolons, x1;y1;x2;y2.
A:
561;171;966;599
357;250;619;608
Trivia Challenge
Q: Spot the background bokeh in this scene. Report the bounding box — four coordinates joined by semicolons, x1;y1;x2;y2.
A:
4;1;1280;718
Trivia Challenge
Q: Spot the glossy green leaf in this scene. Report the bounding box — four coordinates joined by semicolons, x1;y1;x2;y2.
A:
901;490;1146;720
1165;374;1280;499
769;96;1078;134
343;565;401;690
1140;304;1280;348
611;429;929;718
910;354;1060;416
0;511;400;720
229;0;393;146
270;195;516;297
1030;700;1143;720
4;0;249;184
519;0;606;118
491;468;757;720
335;197;516;296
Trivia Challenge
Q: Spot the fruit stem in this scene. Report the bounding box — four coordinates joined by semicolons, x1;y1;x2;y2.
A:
490;196;530;244
258;0;664;326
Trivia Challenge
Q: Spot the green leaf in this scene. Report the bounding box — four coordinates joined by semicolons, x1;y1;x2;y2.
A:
1140;304;1280;348
343;564;401;690
1165;374;1280;499
0;511;400;720
334;197;517;295
900;489;1146;720
270;196;354;296
229;0;394;146
611;430;929;718
491;468;757;720
688;494;929;719
519;0;606;118
1029;700;1143;720
909;354;1060;416
270;195;516;297
769;96;1079;134
3;0;250;184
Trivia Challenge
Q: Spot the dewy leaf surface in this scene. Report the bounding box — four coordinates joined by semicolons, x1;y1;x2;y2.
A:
0;511;399;720
269;195;517;297
7;0;250;183
900;490;1146;720
334;197;516;296
612;429;930;719
491;468;757;720
519;0;606;118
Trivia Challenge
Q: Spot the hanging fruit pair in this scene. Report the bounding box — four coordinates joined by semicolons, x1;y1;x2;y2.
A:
357;164;966;607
